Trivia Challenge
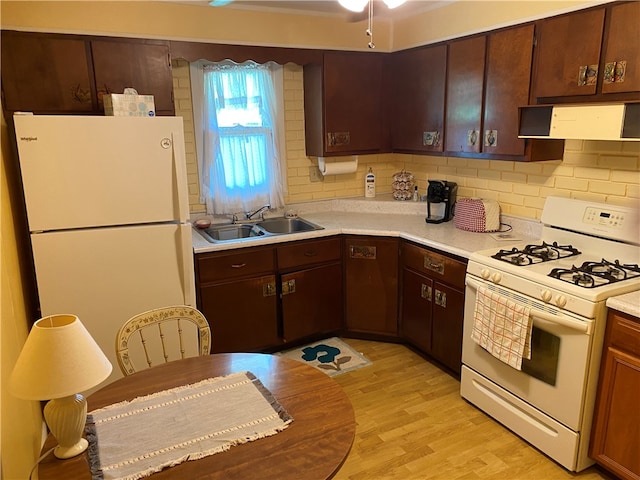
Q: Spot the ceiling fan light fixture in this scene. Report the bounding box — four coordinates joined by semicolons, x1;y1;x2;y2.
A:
338;0;369;13
382;0;407;8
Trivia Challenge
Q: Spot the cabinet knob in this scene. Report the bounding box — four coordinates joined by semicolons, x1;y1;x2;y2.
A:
421;283;432;300
282;279;296;295
263;281;276;297
603;60;626;84
484;129;498;147
435;289;447;307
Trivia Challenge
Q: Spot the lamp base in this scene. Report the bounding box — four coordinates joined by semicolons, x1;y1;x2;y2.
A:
54;438;89;459
44;394;89;459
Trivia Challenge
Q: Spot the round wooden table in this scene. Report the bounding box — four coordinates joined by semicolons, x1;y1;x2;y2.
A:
38;353;356;479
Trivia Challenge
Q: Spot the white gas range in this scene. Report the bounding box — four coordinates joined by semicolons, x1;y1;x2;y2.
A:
461;196;640;472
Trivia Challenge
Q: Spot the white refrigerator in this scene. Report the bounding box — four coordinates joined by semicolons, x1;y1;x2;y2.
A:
13;114;196;386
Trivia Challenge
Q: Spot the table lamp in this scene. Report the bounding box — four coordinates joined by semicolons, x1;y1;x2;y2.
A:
9;314;112;459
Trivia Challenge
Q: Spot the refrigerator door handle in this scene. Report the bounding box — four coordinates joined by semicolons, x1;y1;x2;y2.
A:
172;130;190;223
179;224;196;306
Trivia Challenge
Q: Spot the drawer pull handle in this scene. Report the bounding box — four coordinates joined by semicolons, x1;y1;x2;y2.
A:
424;255;445;274
350;245;377;259
230;263;247;269
304;251;318;257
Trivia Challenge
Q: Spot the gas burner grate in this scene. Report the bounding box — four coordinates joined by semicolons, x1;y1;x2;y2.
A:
492;241;581;266
548;259;640;288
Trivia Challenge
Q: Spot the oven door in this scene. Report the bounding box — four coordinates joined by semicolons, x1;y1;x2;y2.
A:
461;275;594;431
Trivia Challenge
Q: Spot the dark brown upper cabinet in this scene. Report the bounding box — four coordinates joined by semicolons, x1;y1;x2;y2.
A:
442;26;563;160
444;36;486;154
1;31;175;116
483;24;536;157
304;51;384;157
532;2;640;101
91;39;174;115
390;44;447;153
1;31;96;114
600;1;640;95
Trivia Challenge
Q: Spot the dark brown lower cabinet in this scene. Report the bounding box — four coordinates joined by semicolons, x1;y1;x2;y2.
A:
196;237;343;353
430;281;465;373
400;269;433;352
400;241;467;375
200;274;279;353
590;309;640;480
344;236;399;336
281;262;343;342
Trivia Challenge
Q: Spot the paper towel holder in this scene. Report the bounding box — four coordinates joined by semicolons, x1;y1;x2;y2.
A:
318;156;359;176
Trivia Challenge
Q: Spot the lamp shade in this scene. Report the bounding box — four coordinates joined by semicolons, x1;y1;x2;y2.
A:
9;314;112;400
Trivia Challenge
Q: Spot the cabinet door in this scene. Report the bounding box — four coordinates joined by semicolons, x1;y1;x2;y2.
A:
430;282;464;374
91;39;174;114
1;31;95;113
281;262;343;342
305;52;383;156
483;25;534;156
400;268;433;353
344;237;399;335
601;1;640;95
324;51;382;154
445;36;486;154
391;45;447;152
590;346;640;479
533;8;605;98
199;275;280;353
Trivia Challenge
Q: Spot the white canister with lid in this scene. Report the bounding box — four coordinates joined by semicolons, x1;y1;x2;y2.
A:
365;167;376;198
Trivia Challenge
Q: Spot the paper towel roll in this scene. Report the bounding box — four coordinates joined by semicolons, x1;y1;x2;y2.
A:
318;156;358;176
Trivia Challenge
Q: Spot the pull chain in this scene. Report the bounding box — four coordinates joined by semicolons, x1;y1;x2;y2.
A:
366;0;375;49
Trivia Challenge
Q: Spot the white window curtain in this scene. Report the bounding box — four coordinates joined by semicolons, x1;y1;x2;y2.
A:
191;60;286;215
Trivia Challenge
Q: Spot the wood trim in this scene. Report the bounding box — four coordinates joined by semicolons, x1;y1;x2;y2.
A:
169;40;323;65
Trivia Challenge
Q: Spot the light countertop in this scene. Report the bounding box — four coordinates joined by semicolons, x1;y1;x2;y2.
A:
607;291;640;318
191;196;541;259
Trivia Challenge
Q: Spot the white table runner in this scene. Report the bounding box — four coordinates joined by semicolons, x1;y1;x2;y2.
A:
86;371;293;480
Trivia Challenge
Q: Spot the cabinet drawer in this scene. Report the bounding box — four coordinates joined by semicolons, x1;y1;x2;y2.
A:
277;237;341;270
402;242;466;289
609;310;640;357
197;246;275;283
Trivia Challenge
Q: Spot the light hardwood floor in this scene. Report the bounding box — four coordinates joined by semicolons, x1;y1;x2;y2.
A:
331;338;615;480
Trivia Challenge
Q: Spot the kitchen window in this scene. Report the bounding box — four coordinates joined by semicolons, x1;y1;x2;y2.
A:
191;60;286;215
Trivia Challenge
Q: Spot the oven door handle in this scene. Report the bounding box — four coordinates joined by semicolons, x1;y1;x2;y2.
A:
466;277;593;335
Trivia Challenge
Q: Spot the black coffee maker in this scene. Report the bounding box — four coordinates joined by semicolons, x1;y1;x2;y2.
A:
426;180;458;224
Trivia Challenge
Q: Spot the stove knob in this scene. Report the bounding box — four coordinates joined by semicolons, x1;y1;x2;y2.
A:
491;272;502;284
541;290;553;302
481;269;491;280
556;295;567;308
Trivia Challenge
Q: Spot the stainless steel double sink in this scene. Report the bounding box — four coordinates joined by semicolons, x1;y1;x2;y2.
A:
197;217;324;243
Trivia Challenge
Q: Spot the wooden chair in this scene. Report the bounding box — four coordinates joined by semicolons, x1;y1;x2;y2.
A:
116;305;211;376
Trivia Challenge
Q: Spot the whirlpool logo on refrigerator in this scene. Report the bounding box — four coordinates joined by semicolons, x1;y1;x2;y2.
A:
19;136;38;142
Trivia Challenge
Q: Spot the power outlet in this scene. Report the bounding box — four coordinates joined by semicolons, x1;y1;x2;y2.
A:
309;166;324;182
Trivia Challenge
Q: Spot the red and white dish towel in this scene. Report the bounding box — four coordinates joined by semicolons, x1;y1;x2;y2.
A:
471;285;533;370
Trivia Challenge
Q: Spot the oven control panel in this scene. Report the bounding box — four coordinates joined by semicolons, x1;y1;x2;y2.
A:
542;196;638;244
583;207;626;228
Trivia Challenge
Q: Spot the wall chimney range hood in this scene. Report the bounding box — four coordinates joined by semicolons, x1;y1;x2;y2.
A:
519;102;640;141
